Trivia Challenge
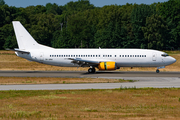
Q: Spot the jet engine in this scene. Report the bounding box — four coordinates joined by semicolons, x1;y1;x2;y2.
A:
98;62;117;70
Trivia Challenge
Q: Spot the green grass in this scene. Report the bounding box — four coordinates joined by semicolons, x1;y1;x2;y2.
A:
118;79;137;83
0;76;138;85
0;88;179;99
1;88;180;119
0;90;52;99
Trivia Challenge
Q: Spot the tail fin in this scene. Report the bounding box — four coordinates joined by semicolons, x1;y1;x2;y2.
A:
12;21;39;50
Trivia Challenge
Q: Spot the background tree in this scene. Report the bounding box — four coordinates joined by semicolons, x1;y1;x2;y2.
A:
52;28;71;48
0;0;179;50
131;4;156;48
142;14;169;50
0;0;5;6
120;3;134;48
158;0;180;49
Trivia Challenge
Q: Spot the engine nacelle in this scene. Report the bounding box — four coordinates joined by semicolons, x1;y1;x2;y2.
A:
98;62;117;70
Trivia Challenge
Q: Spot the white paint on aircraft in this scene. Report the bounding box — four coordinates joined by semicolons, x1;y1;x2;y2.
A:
10;21;176;73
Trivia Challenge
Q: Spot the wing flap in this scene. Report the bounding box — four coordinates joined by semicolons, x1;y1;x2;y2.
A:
68;58;113;67
68;58;100;64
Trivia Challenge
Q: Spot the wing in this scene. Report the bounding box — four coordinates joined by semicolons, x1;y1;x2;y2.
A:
68;58;111;67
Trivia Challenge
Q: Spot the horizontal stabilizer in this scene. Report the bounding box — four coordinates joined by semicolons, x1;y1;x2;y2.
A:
6;48;30;54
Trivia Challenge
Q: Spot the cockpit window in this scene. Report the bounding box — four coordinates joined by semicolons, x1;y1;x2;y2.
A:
161;54;169;57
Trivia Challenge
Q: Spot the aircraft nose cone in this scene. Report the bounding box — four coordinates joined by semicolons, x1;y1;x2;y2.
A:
172;57;176;64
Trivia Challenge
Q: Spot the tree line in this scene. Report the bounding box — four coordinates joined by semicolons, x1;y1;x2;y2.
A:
0;0;180;50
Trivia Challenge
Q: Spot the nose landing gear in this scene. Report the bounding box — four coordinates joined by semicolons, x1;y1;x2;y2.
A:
156;66;165;73
156;69;160;73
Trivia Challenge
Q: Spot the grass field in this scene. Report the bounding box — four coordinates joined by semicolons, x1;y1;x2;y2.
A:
0;77;136;85
0;50;180;120
0;88;180;120
0;50;179;71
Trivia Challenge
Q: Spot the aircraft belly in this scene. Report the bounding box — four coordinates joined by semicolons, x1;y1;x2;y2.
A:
54;59;79;67
117;60;155;67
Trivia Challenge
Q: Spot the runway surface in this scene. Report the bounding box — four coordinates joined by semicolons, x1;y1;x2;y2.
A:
0;71;180;90
0;71;179;77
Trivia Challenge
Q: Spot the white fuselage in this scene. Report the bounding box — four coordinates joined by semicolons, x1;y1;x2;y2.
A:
16;48;176;68
11;21;177;73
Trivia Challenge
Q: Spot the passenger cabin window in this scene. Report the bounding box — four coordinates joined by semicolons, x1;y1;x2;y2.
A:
52;54;147;58
54;54;148;58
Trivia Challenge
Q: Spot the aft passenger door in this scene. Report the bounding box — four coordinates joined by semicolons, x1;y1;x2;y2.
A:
152;53;157;61
40;52;44;61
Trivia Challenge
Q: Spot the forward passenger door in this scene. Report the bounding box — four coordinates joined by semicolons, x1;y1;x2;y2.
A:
152;53;156;61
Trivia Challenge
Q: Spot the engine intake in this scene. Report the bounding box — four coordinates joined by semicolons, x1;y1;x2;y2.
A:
98;62;117;70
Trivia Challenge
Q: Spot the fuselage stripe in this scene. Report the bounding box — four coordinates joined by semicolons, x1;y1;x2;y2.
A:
104;62;107;70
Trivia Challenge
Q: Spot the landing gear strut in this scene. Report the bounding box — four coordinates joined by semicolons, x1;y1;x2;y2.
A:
156;66;165;73
156;69;160;73
88;68;96;73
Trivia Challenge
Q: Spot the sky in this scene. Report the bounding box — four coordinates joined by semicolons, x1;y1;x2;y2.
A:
5;0;169;8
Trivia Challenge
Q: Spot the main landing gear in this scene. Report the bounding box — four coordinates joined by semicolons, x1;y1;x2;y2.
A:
88;67;96;73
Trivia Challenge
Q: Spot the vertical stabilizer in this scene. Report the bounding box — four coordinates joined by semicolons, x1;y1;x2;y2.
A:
12;21;39;50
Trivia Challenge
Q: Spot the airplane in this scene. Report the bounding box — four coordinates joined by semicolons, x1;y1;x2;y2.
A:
8;21;176;73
